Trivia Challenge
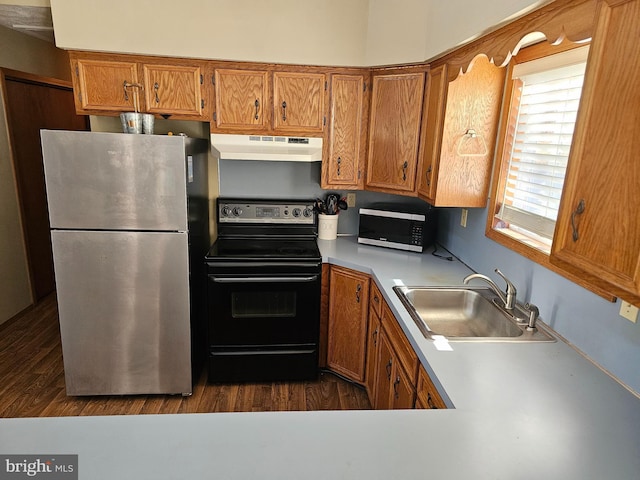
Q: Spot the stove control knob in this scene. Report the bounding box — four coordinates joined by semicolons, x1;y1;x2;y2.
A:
303;207;313;217
232;207;243;217
292;208;302;217
221;206;232;217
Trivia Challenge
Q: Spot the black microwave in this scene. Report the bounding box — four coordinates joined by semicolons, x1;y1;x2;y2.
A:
357;204;437;253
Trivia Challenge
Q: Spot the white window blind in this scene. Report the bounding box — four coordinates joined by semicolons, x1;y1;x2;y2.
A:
497;46;589;242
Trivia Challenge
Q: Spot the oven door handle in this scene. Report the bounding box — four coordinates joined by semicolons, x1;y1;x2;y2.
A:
211;275;319;283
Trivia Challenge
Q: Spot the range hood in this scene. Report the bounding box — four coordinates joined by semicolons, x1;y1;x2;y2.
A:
211;134;323;162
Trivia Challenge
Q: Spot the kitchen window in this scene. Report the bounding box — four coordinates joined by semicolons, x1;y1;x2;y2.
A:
485;40;613;297
489;42;589;253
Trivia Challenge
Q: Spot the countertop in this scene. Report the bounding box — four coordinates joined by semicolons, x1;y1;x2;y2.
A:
1;237;639;479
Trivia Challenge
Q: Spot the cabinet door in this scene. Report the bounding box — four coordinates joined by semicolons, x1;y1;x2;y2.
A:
273;71;325;133
551;0;640;306
416;64;448;203
364;305;381;401
142;63;205;117
391;362;415;409
74;58;140;112
373;331;394;410
416;364;447;409
417;57;505;207
327;266;370;382
323;74;366;189
366;72;425;194
213;69;269;131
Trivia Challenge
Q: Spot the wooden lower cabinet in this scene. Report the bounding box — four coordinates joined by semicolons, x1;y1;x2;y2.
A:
326;267;447;410
327;266;370;382
371;303;418;409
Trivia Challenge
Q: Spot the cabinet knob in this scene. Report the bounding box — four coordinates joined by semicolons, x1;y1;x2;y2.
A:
281;101;287;121
372;327;379;347
571;199;585;242
254;99;260;120
426;393;438;409
337;156;341;176
385;358;392;380
355;283;362;303
154;82;160;104
402;161;409;181
426;165;432;187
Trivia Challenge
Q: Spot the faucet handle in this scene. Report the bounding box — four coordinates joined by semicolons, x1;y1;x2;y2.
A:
524;303;539;331
494;269;517;309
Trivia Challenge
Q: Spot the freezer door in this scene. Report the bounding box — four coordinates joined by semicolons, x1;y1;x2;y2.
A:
51;230;192;395
42;130;189;231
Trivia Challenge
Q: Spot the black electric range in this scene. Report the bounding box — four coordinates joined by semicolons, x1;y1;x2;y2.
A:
204;198;322;383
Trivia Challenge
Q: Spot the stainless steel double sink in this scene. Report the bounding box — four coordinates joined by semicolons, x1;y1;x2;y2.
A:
393;286;555;342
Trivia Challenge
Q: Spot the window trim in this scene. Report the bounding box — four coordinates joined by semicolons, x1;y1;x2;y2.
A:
485;40;615;302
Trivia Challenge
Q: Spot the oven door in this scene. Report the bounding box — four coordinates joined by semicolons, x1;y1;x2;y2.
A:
207;262;321;347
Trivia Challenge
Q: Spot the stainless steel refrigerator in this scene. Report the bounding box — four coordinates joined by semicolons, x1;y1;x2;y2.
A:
41;130;209;396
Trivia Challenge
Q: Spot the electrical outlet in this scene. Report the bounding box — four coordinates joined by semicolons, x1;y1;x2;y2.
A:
346;193;356;208
619;300;638;323
460;209;468;228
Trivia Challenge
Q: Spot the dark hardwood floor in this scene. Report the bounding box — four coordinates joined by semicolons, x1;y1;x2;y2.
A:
0;294;370;418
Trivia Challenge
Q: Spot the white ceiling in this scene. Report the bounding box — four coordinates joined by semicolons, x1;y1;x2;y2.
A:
0;3;54;43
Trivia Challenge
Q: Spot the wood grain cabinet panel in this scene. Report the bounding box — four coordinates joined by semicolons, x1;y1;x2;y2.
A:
323;73;367;189
74;58;139;112
366;71;425;194
416;56;505;207
364;285;382;402
550;0;640;306
213;69;269;131
327;266;370;382
416;364;447;409
142;63;205;117
273;71;325;133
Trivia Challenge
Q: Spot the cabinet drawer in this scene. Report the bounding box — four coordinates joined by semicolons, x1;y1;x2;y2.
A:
382;302;418;381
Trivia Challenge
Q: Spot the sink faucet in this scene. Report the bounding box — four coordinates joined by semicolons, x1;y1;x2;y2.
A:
463;268;517;311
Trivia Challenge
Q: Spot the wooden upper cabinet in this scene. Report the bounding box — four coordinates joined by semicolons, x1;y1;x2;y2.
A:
213;69;269;131
323;73;368;189
73;58;139;112
416;56;505;207
273;71;325;133
327;266;370;383
366;71;425;194
70;52;207;119
551;0;640;306
142;63;205;118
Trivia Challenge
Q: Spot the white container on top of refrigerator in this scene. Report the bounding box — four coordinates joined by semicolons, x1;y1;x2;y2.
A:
41;130;209;396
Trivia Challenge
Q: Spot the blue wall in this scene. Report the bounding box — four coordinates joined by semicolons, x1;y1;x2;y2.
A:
218;159;640;396
439;206;640;396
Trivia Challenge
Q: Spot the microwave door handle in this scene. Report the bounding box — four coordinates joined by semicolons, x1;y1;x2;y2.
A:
211;275;319;283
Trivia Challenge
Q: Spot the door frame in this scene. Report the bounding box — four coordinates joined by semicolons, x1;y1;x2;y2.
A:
0;68;88;302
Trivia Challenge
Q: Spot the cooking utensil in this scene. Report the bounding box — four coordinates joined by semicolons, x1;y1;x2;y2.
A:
325;194;339;215
337;198;348;211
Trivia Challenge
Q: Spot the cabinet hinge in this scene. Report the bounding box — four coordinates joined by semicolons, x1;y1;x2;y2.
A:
213;112;217;122
363;82;367;92
358;170;361;179
323;116;326;126
200;74;204;85
201;99;205;109
325;81;328;91
211;75;215;86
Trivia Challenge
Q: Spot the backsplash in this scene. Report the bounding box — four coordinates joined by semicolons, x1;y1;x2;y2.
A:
218;159;429;235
